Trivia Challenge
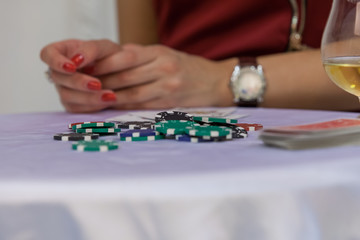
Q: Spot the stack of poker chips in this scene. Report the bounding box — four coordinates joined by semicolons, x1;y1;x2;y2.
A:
54;121;121;152
53;111;263;152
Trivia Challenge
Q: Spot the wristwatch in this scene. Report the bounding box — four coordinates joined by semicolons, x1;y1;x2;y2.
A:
229;57;266;107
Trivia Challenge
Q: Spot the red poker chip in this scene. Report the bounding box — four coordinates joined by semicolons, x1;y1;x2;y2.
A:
235;123;263;131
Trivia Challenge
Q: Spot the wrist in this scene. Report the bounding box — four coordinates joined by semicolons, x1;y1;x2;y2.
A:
215;58;239;107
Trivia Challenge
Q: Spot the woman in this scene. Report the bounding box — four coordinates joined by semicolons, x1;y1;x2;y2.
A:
40;0;359;113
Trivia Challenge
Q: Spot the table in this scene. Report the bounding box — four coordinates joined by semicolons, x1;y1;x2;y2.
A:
0;108;360;240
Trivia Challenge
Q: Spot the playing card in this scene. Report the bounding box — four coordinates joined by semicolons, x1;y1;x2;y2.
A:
106;107;248;122
259;118;360;150
264;118;360;134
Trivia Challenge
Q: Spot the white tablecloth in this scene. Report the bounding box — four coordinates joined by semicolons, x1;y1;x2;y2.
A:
1;108;360;240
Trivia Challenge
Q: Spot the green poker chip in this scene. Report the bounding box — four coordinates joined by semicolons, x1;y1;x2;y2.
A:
72;140;119;152
76;128;121;134
193;116;238;124
155;127;186;135
120;135;165;142
154;120;200;135
185;125;232;137
72;122;115;130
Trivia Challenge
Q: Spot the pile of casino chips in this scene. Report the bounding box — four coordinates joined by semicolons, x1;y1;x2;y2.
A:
53;111;262;152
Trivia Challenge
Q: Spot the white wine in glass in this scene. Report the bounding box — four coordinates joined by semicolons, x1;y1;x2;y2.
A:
322;0;360;99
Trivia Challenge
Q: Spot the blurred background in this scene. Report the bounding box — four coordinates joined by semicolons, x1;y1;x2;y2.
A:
0;0;118;114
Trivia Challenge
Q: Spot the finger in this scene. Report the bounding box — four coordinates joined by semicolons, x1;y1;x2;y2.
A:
56;85;117;106
50;70;102;92
112;81;165;105
91;44;166;76
40;39;80;74
101;61;160;90
40;39;121;74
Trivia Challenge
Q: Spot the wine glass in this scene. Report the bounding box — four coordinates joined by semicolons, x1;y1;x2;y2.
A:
321;0;360;99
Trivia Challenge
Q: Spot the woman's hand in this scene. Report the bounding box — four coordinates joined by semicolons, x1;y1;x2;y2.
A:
40;39;122;112
40;39;236;112
95;43;236;109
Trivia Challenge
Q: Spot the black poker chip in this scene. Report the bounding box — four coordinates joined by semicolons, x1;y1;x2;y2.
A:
175;134;232;143
155;111;193;122
231;126;248;138
53;133;99;141
115;121;154;130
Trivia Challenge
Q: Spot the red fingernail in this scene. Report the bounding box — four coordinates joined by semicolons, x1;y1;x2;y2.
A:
101;93;117;102
82;65;95;75
63;62;76;73
87;81;102;90
71;54;85;66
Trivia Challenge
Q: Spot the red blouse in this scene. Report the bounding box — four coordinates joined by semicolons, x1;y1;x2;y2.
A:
152;0;332;60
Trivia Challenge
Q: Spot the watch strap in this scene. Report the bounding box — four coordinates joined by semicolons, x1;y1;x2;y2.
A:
238;57;258;67
237;99;259;107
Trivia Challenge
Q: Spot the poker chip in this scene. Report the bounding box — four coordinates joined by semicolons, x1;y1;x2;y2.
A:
196;121;248;138
76;128;121;134
175;134;232;143
232;126;248;138
164;135;177;139
155;111;193;122
201;134;232;141
175;135;213;143
185;125;232;137
68;121;102;129
119;129;161;138
53;133;99;141
120;135;165;142
115;121;154;130
55;111;256;153
235;123;263;131
155;127;182;135
72;140;118;152
193;116;238;124
154;120;199;135
72;122;115;130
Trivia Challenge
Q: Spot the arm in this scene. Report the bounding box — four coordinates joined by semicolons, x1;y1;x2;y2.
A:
116;0;158;45
185;49;359;112
258;49;359;111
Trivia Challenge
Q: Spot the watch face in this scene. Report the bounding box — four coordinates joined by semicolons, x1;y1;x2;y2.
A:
236;67;264;101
